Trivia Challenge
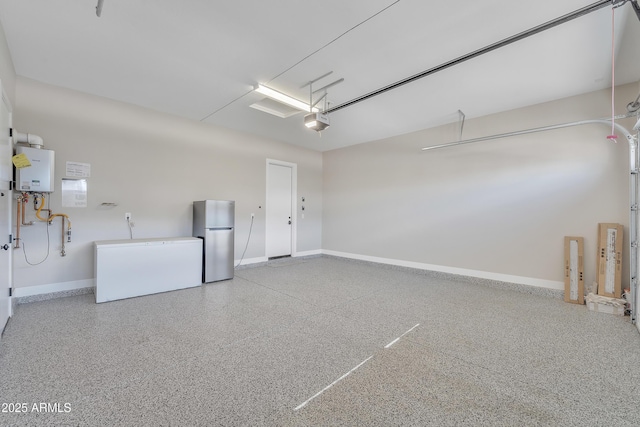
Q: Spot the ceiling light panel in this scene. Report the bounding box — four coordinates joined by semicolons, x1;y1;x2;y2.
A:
255;84;318;113
249;98;302;118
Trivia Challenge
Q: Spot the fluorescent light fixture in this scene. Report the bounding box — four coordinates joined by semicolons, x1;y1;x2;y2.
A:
255;84;318;113
304;112;329;132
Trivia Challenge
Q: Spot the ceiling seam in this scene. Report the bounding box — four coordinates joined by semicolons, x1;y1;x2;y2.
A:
199;0;401;122
326;0;615;114
265;0;401;83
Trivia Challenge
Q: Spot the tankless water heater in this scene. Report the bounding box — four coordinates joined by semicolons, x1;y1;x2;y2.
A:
15;145;55;192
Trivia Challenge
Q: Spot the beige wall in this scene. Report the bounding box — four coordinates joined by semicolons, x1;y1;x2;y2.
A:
0;17;15;105
323;83;639;288
13;77;322;290
7;67;640;292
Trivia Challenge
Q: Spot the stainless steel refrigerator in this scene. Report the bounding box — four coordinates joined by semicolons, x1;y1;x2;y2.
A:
192;200;235;282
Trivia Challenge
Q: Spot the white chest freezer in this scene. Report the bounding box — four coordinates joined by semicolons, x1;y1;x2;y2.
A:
94;237;202;303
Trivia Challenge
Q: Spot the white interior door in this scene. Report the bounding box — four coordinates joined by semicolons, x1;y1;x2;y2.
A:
266;161;294;258
0;88;12;334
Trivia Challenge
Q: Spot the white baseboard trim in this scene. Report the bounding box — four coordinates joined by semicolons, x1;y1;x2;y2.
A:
236;250;321;266
235;256;268;266
294;249;322;258
322;250;564;291
11;251;562;298
13;278;96;298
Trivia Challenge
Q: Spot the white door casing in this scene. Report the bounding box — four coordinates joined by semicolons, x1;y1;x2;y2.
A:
0;86;13;334
266;159;297;258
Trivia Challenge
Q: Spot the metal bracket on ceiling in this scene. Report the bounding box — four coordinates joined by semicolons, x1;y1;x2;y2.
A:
301;72;334;89
458;110;466;141
310;79;345;111
301;72;344;113
311;93;327;110
313;78;345;95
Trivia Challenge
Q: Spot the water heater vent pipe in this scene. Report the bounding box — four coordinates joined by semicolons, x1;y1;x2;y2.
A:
15;132;44;149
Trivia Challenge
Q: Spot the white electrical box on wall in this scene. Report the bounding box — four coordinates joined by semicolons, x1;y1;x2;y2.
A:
15;146;55;192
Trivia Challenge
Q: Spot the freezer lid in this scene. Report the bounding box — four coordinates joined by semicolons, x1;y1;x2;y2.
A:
95;237;202;248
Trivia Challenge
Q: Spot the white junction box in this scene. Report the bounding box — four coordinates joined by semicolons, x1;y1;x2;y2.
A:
15;146;55;192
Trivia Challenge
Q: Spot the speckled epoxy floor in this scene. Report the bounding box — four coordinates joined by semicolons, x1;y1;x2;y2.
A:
1;256;639;426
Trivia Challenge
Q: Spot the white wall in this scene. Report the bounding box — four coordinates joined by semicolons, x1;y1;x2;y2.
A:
0;17;15;105
12;77;322;291
8;66;639;295
323;83;639;289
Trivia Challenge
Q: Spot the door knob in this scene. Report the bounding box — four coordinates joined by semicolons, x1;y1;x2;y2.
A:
1;244;8;251
288;220;292;225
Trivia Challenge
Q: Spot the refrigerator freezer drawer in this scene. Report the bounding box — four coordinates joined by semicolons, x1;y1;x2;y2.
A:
204;228;234;282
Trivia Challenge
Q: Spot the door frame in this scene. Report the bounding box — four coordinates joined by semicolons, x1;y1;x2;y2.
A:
265;159;297;258
0;82;13;332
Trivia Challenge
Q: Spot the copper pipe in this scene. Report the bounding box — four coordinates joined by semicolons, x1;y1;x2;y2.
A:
15;196;21;248
21;195;33;226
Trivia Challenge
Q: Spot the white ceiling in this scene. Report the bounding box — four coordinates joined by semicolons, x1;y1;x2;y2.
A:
1;0;639;152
